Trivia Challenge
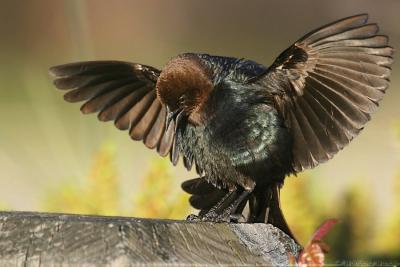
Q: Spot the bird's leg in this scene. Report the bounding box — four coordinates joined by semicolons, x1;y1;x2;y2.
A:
247;189;270;223
229;197;248;223
205;189;237;214
217;186;253;222
199;181;255;223
186;190;237;222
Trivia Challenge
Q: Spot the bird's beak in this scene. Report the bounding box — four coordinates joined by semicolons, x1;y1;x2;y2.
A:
166;106;185;131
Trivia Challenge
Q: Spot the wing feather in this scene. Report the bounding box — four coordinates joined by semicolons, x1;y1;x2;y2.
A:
50;61;176;158
259;14;393;171
302;14;369;45
80;82;136;114
144;106;167;149
116;89;155;131
130;94;162;141
157;120;175;157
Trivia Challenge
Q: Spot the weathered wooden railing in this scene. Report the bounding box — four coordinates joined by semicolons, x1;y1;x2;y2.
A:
0;211;300;266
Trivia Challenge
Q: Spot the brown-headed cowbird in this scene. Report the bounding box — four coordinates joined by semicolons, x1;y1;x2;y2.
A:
50;14;393;239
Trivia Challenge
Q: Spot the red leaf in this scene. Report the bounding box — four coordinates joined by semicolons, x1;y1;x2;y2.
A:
291;219;339;267
310;218;339;242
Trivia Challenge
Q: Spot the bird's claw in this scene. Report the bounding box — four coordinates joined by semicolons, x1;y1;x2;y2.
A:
201;211;231;222
229;213;246;223
186;214;201;221
186;211;244;223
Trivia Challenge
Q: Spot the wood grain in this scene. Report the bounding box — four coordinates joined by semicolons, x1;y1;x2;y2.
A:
0;211;300;266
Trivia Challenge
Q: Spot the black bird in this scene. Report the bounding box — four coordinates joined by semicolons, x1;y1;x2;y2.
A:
50;14;393;239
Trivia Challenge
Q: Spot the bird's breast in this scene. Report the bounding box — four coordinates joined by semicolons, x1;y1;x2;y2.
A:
177;99;293;187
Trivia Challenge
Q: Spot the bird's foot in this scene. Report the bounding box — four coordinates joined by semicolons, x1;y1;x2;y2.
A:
229;213;246;223
186;211;245;223
186;187;251;223
186;214;201;221
201;210;231;222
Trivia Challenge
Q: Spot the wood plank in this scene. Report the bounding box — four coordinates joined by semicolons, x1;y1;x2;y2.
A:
0;211;300;266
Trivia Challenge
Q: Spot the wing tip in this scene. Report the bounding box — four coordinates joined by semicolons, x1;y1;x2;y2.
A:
48;66;58;78
344;13;369;24
97;111;111;122
80;103;93;114
53;78;71;90
370;22;380;34
49;64;70;78
325;13;369;25
63;92;75;103
354;13;369;21
114;119;129;131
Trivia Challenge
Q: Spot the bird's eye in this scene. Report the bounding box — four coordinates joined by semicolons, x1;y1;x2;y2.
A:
179;95;186;105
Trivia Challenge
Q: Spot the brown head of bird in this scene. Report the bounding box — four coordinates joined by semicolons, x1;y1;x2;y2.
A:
156;54;213;127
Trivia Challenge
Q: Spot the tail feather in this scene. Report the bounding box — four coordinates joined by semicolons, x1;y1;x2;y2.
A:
247;184;296;241
266;185;297;241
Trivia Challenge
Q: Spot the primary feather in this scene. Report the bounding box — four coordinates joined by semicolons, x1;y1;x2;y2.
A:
259;14;393;171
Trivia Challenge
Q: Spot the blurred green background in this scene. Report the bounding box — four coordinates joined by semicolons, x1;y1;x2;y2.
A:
0;0;399;262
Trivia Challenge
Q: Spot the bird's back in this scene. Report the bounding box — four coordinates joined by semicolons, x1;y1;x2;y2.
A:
192;53;268;84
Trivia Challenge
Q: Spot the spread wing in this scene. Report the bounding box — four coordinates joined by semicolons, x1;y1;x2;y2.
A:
49;61;176;157
258;14;393;172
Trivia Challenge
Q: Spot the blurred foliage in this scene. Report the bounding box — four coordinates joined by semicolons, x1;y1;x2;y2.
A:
282;132;400;262
372;170;400;257
325;186;375;261
42;144;191;219
281;174;325;243
396;122;400;141
283;173;400;262
0;202;9;210
132;159;190;219
43;143;120;215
